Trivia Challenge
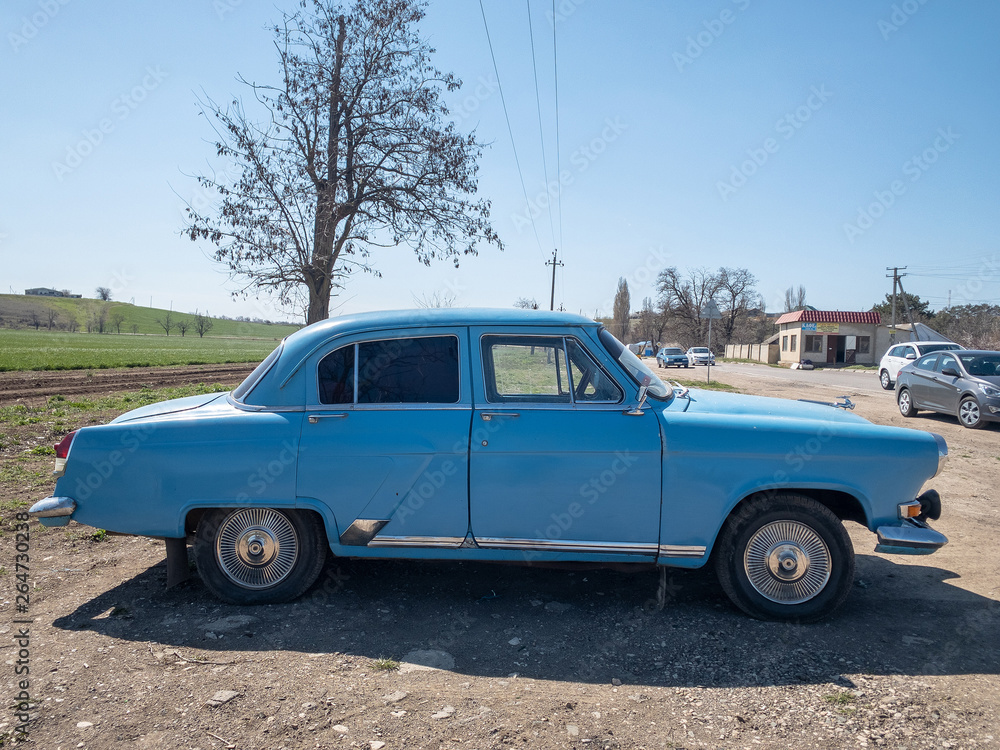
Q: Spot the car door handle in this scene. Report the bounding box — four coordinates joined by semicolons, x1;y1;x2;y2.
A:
308;413;349;423
480;412;520;421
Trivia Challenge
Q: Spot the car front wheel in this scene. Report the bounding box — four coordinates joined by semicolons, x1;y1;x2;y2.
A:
897;388;917;418
714;494;855;622
958;396;986;429
879;370;892;390
195;508;327;604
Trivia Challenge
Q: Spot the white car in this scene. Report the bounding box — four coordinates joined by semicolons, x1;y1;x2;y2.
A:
879;341;964;390
686;346;715;366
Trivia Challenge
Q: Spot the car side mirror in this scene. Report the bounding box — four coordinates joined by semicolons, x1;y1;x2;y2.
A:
941;367;960;378
905;352;916;360
625;383;649;416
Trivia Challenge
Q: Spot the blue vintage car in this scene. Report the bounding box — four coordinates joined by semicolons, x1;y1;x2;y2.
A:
30;309;948;621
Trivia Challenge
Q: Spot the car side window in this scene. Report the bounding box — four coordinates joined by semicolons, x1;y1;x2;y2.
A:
483;336;571;403
888;346;904;358
915;354;938;372
318;336;460;405
937;353;958;374
566;339;624;403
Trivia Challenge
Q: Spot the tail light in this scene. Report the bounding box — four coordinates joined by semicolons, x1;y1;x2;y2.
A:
53;431;77;477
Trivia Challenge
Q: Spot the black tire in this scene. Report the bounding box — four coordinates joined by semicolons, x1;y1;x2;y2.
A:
958;396;986;429
879;370;892;390
897;388;917;418
195;508;327;605
714;494;855;623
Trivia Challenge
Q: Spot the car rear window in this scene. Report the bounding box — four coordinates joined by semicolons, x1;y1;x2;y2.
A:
318;336;460;405
916;343;961;356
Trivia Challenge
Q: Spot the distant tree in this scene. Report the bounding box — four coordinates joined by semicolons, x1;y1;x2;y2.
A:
612;278;631;342
934;303;1000;349
66;316;80;333
46;308;59;330
783;285;807;312
176;318;190;337
109;308;126;334
635;297;662;348
193;310;214;338
155;311;175;336
130;323;140;335
657;266;722;346
514;297;539;310
871;291;934;324
95;286;112;301
412;291;456;308
716;267;758;345
184;0;501;324
28;308;42;330
86;303;109;333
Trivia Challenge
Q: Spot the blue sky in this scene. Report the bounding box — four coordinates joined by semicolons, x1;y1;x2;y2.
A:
2;0;997;321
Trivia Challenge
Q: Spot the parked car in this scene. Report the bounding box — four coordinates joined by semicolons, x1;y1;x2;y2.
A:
31;309;948;622
896;349;1000;429
686;346;716;366
879;341;964;390
656;346;689;369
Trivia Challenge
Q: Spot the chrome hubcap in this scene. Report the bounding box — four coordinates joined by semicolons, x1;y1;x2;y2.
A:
216;508;298;589
960;401;979;425
899;392;910;413
744;521;831;604
881;372;889;387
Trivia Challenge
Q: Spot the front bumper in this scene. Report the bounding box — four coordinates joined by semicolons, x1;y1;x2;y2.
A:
874;519;948;555
29;496;76;527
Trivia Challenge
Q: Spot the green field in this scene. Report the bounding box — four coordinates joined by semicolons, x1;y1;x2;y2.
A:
0;329;283;371
0;294;300;338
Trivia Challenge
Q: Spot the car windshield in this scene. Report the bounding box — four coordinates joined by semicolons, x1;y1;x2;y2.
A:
958;353;1000;377
662;348;683;354
232;341;283;401
599;328;671;400
691;348;709;354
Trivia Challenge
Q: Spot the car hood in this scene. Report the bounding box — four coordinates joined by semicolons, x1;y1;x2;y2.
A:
110;392;229;424
973;375;1000;387
664;388;869;425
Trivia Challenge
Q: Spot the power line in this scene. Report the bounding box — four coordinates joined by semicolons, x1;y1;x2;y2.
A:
552;0;564;252
526;0;555;248
478;0;546;261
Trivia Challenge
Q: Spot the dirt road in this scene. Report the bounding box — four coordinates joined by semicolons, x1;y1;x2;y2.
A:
2;364;997;749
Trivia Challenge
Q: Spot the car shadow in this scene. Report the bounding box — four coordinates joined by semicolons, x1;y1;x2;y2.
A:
53;552;999;688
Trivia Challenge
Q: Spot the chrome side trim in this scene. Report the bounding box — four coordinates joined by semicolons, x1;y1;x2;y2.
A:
29;496;76;518
931;433;948;477
658;544;707;558
476;537;658;554
367;535;466;548
339;519;389;546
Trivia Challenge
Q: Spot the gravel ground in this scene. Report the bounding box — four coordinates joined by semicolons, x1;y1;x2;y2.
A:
2;363;998;749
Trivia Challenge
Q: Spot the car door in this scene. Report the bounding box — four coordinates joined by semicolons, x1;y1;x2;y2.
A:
296;329;472;550
467;328;662;559
888;345;917;381
907;353;940;408
927;352;963;413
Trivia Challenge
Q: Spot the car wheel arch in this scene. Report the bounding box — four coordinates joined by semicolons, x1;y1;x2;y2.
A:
181;502;338;548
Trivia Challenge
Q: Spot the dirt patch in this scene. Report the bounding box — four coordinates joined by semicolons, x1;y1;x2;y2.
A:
2;365;998;748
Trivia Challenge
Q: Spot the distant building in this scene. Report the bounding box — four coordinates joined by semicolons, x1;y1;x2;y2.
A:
775;309;882;365
25;287;81;298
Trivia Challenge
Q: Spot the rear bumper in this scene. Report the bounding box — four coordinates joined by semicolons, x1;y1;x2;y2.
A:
874;520;948;555
29;496;76;527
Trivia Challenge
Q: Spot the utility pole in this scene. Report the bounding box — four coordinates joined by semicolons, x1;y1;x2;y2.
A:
886;266;907;345
546;249;564;311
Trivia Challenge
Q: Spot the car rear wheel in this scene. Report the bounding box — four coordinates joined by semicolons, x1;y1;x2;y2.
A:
714;494;854;622
195;508;327;604
897;388;917;418
879;370;892;390
958;396;986;429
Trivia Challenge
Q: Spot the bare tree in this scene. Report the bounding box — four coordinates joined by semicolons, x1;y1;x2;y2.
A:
716;267;758;345
46;308;59;330
130;323;140;335
67;316;80;333
109;309;126;334
28;308;42;330
156;311;175;336
86;303;110;333
412;291;456;308
636;296;663;349
185;0;501;324
95;286;112;301
176;318;190;337
657;267;722;346
194;310;214;338
783;285;807;312
513;297;539;310
612;277;631;342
